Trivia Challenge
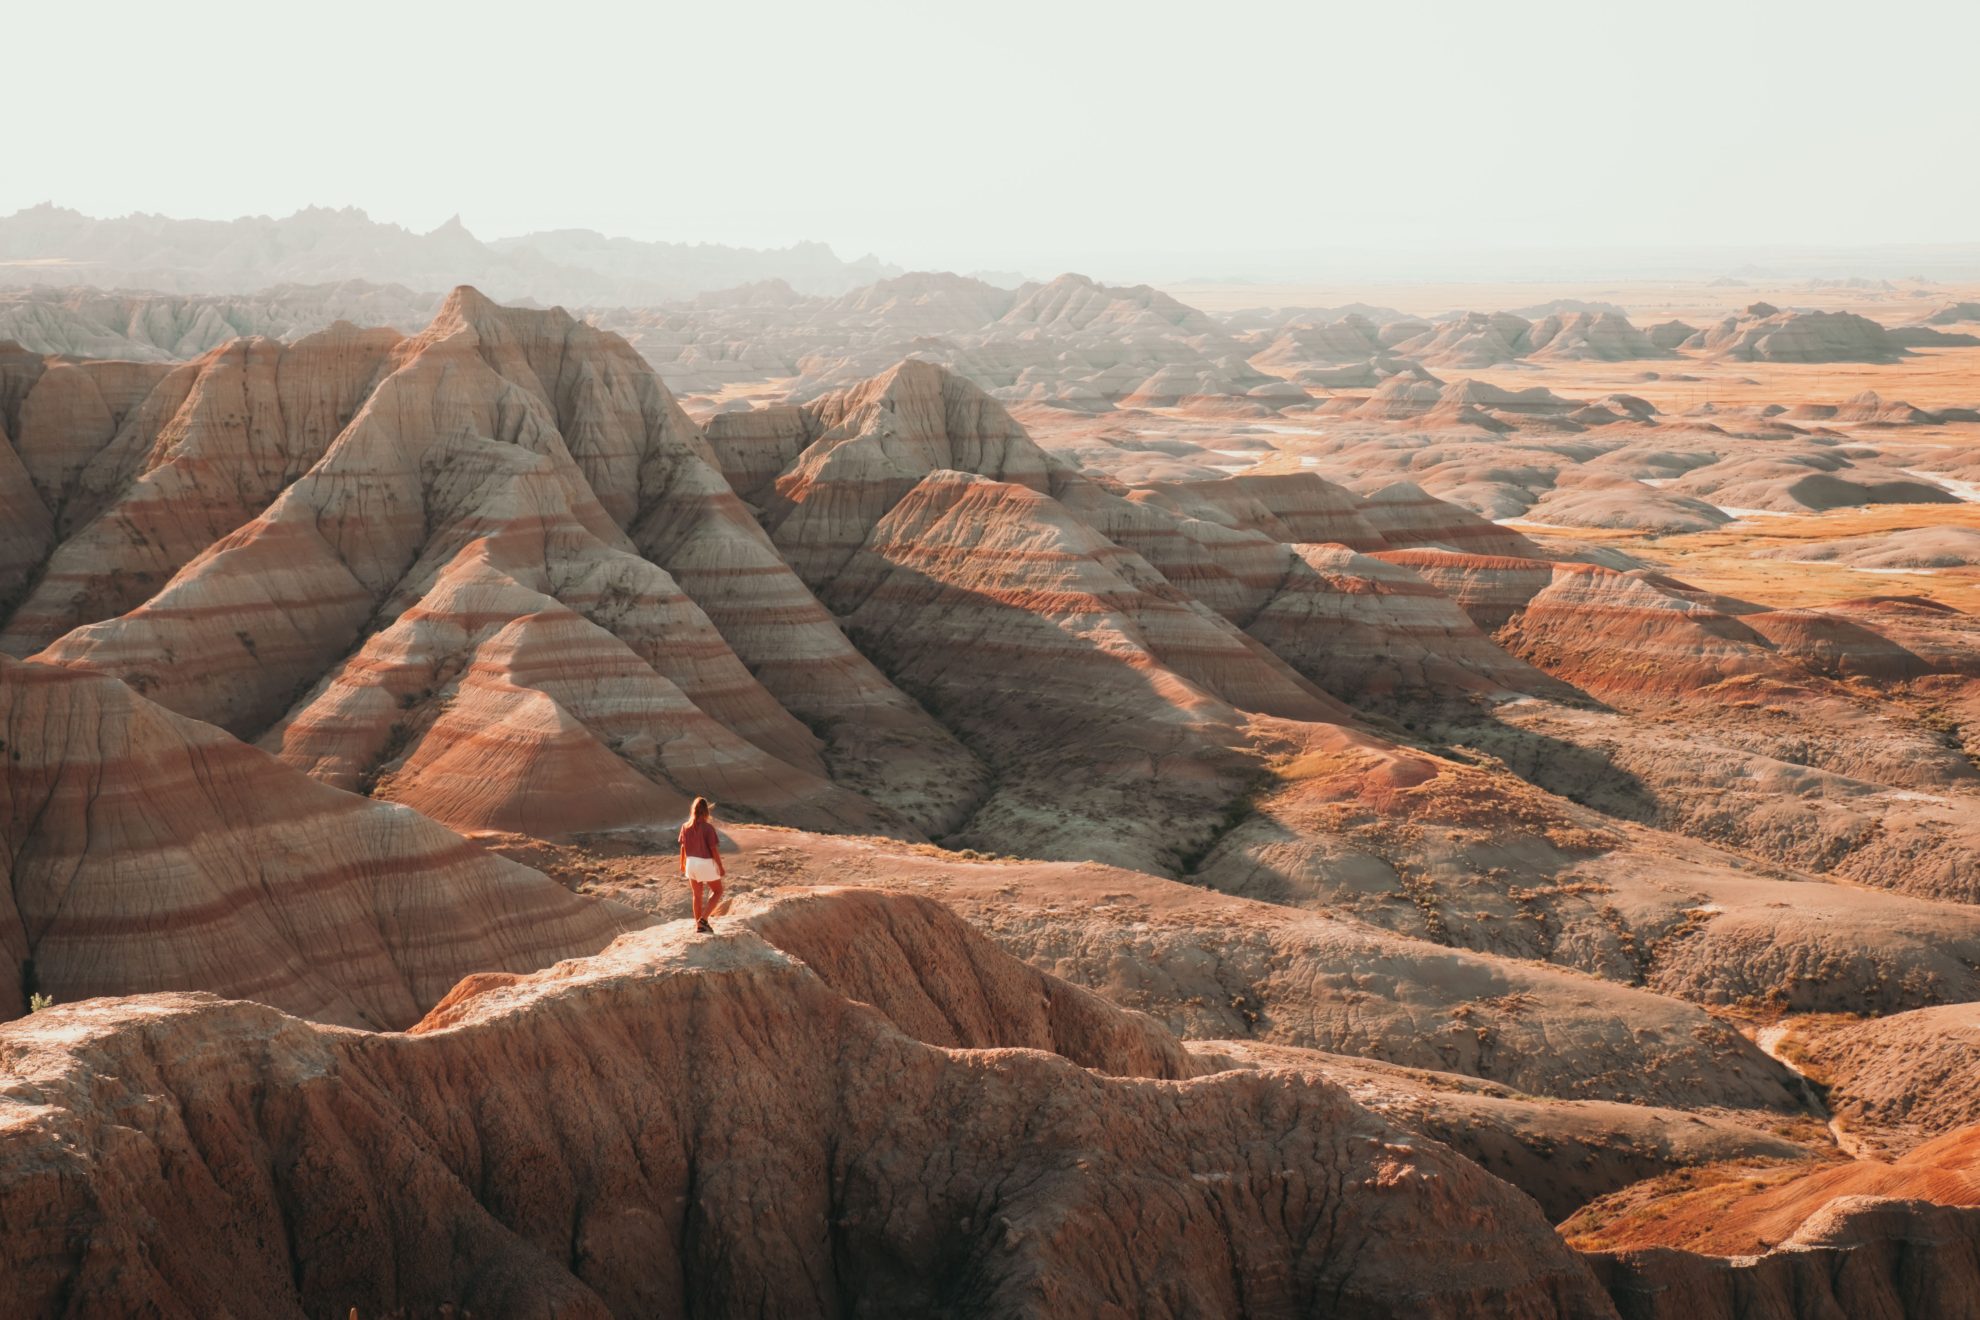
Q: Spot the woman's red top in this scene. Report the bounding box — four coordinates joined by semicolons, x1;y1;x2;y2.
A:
679;819;719;859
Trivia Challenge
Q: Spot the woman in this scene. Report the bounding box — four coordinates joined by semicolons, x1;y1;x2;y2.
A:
678;796;726;934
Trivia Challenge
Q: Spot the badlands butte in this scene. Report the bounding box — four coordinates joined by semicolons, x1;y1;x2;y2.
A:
2;262;1980;1319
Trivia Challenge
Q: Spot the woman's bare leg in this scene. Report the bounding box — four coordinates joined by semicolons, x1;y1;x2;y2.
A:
705;880;724;920
689;879;705;922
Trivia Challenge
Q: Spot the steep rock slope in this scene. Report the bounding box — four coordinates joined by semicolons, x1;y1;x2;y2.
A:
1584;1197;1980;1320
15;289;977;837
0;656;632;1027
1;325;404;655
823;465;1341;871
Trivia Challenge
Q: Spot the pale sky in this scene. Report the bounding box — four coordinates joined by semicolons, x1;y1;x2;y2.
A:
13;0;1978;280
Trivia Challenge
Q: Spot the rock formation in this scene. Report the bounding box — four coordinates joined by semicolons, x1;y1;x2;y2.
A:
0;655;632;1027
1685;305;1913;363
0;889;1619;1319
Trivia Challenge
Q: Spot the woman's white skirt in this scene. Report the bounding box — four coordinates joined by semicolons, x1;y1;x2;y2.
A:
684;855;721;883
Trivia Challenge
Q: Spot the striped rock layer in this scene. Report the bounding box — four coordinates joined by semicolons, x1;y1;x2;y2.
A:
3;289;1965;893
0;655;632;1027
0;890;1617;1319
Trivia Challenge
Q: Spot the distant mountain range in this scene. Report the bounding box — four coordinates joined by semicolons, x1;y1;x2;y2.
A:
0;204;900;303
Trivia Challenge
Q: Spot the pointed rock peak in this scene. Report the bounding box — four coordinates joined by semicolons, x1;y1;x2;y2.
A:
440;283;499;315
406;285;594;367
815;357;1003;422
1746;301;1781;318
415;284;534;347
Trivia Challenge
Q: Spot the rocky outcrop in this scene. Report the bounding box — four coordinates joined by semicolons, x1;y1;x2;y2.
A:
821;466;1339;872
1373;549;1559;630
619;269;1280;411
1585;1197;1980;1320
1644;319;1698;350
1195;1039;1807;1221
0;891;1618;1319
1755;526;1980;569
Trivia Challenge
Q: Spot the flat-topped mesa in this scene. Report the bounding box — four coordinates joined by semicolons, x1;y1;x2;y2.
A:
0;655;633;1026
0;888;1617;1318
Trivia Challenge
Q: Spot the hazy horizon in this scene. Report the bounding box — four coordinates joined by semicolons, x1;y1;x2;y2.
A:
12;0;1980;285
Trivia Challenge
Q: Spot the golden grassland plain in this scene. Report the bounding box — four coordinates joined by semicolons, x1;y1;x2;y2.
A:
1161;278;1980;324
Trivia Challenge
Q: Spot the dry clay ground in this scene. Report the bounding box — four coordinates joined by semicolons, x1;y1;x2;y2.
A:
493;823;1843;1225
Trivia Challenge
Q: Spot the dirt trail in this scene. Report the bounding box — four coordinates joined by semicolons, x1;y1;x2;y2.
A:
1752;1023;1867;1158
